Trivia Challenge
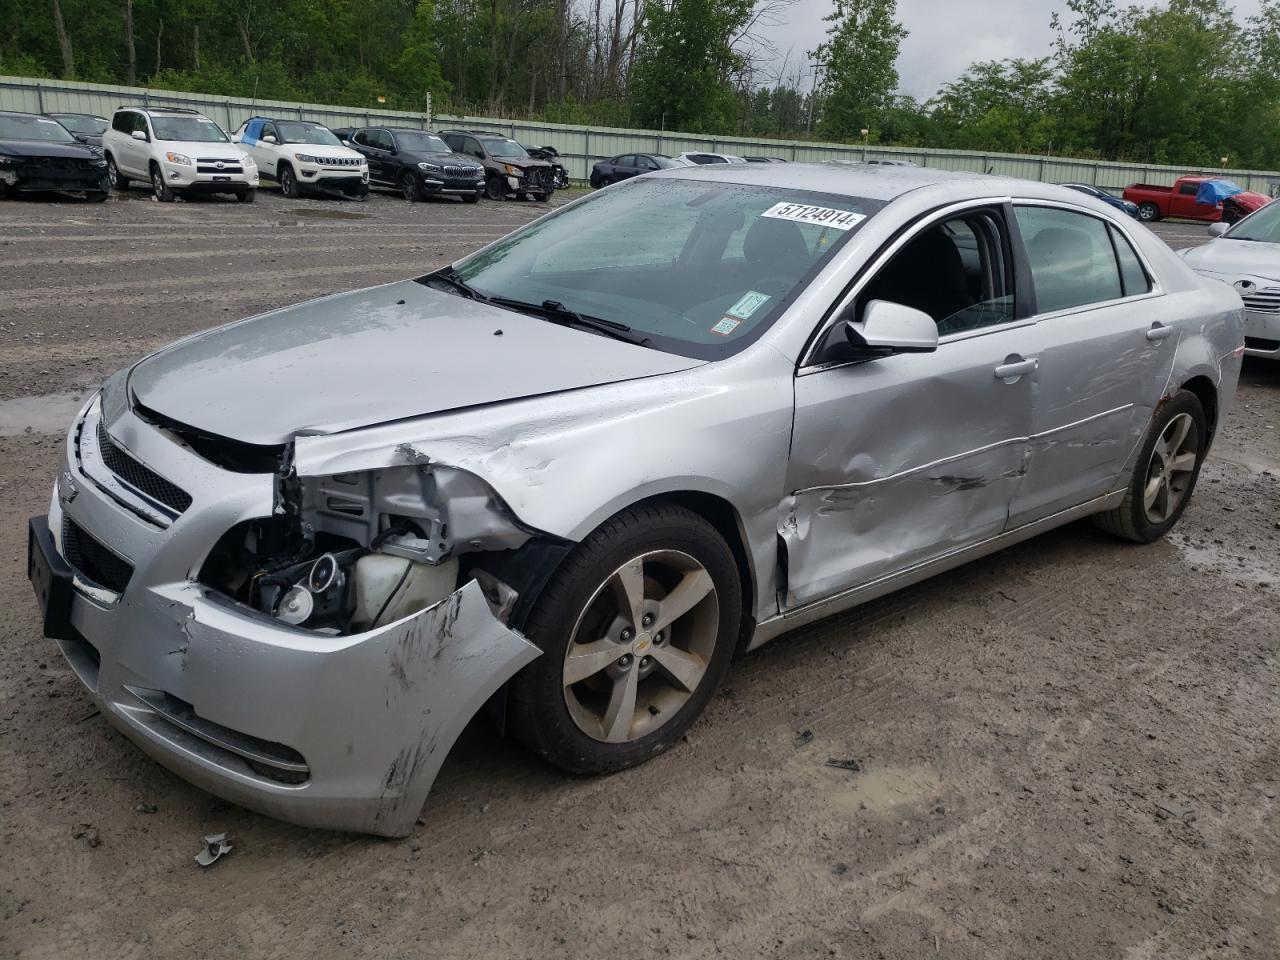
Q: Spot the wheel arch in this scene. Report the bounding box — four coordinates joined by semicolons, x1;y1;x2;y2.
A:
1178;373;1218;445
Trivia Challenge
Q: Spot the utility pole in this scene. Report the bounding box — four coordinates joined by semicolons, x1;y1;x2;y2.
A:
806;61;825;135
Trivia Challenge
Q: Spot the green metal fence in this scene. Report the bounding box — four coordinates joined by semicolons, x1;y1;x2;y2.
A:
6;74;1280;196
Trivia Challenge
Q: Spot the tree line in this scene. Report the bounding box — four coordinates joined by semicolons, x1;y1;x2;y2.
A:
4;0;1280;169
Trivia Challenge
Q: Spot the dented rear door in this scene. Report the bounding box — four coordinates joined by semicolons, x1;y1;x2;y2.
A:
782;328;1037;610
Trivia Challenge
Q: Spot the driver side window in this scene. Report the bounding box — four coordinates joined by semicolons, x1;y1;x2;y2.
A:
858;210;1014;336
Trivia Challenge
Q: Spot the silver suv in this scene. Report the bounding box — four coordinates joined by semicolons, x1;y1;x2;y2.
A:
102;107;258;202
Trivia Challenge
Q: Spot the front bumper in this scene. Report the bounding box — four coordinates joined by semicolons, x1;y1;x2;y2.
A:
27;397;540;836
1243;307;1280;358
162;161;258;192
297;164;369;190
421;174;485;196
2;162;108;193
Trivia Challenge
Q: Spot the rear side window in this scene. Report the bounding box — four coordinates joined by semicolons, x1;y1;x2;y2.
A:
111;111;134;134
1109;226;1151;297
1015;206;1123;314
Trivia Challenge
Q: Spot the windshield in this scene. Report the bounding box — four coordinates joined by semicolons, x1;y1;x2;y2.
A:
276;122;342;146
1225;199;1280;243
481;137;527;158
0;114;77;143
53;115;108;136
396;131;451;153
151;115;228;142
442;178;882;359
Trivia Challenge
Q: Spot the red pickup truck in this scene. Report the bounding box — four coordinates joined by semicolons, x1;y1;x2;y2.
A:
1123;175;1271;224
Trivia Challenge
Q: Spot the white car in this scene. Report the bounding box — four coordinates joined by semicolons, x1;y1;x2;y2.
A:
1179;200;1280;359
103;107;258;202
233;117;369;199
672;151;746;166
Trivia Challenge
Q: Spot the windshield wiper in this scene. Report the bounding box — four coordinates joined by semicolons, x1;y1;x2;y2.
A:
487;296;651;347
420;267;490;302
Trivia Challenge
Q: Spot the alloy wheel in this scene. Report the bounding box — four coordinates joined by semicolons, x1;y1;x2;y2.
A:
1142;412;1199;524
401;172;418;201
562;550;718;744
107;159;119;188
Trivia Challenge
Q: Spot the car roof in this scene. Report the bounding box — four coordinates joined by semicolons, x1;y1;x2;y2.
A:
47;111;103;118
382;127;444;135
648;160;1010;202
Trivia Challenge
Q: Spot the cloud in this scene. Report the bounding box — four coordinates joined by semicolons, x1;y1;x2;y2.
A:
759;0;1265;101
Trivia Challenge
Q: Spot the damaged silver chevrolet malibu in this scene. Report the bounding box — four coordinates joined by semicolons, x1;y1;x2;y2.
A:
29;163;1244;836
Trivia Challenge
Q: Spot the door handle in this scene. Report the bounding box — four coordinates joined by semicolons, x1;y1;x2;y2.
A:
994;357;1038;380
1146;322;1174;341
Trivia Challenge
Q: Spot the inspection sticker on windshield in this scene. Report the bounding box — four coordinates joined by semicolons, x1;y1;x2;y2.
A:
711;316;742;336
762;202;865;231
727;291;770;319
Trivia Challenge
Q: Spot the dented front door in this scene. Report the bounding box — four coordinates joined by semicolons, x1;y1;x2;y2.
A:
782;329;1037;609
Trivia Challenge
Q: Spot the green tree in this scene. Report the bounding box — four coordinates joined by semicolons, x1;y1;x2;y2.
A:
811;0;906;141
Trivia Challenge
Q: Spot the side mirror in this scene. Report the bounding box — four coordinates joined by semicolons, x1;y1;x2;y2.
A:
130;129;147;141
341;140;353;147
262;134;277;144
844;300;939;356
1207;222;1229;237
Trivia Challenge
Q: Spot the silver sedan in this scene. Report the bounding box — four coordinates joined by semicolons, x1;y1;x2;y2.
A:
1179;197;1280;359
28;163;1245;836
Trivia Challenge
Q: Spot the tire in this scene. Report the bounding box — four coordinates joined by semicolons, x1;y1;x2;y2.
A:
150;163;174;202
485;175;506;201
535;192;550;202
400;171;418;202
589;172;602;189
86;190;109;203
508;502;741;774
463;193;480;204
1093;389;1207;543
236;188;256;203
1137;202;1161;222
279;163;299;198
106;155;129;191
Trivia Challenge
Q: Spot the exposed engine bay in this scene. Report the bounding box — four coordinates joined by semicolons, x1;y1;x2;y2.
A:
198;459;555;635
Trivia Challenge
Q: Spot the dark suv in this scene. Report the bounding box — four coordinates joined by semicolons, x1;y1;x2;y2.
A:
438;130;555;202
334;127;484;203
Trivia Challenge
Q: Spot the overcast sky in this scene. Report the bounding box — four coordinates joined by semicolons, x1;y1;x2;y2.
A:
761;0;1265;101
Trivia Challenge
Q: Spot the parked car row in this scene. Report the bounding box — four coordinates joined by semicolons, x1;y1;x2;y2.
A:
0;107;563;205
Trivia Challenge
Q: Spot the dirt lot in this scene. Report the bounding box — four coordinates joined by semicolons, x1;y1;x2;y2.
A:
0;188;1277;960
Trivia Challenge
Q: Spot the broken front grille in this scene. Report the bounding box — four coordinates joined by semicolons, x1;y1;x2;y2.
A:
62;518;134;594
95;419;193;514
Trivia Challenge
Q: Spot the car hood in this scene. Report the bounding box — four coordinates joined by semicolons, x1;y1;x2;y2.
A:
408;150;481;167
0;138;96;159
157;140;244;159
1181;239;1280;283
127;279;703;445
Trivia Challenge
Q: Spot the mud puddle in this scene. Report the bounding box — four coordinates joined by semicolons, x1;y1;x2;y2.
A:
0;392;85;436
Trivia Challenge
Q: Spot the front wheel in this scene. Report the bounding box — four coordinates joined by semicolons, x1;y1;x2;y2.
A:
1137;201;1161;222
400;171;419;202
86;190;109;203
1094;390;1207;543
485;175;506;201
236;188;256;203
535;192;551;202
150;164;174;202
279;164;299;198
463;193;480;204
509;502;741;774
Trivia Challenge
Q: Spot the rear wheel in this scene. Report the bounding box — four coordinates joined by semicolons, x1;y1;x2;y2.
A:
509;502;741;774
279;163;299;198
1137;201;1161;222
1094;390;1207;543
400;170;419;202
150;163;174;202
485;175;506;201
106;155;128;191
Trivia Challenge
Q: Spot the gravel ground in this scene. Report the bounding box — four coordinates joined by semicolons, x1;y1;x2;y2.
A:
0;188;1277;960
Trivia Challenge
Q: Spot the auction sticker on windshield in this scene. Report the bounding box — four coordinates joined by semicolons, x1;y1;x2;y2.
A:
727;291;770;319
762;202;866;230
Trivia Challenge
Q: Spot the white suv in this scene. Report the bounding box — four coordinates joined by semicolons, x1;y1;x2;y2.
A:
103;107;258;202
232;117;369;199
